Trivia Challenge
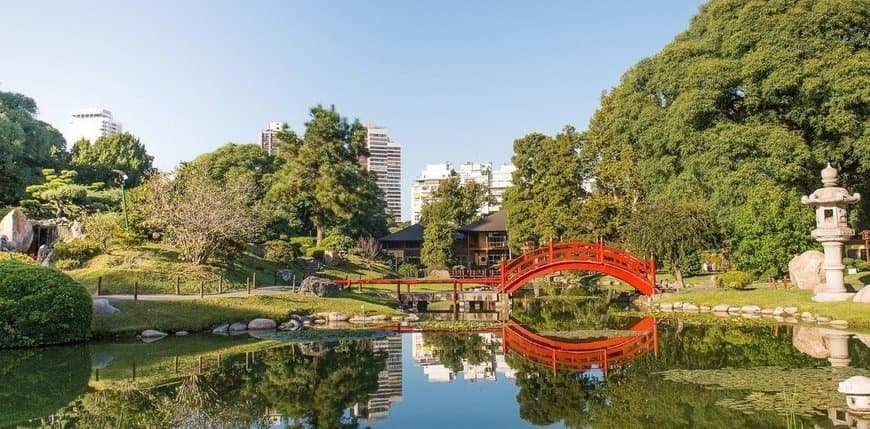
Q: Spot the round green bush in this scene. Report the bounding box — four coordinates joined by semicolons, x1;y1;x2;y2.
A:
51;239;101;265
0;260;92;348
264;239;301;263
716;270;754;290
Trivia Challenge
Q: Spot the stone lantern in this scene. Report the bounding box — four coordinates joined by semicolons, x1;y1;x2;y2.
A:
801;164;861;302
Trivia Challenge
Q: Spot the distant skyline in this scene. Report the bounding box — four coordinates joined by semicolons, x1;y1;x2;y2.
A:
2;0;706;221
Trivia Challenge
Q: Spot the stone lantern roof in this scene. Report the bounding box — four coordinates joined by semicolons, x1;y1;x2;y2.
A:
801;164;861;206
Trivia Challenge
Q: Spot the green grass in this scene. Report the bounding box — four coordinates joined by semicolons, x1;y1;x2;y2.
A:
91;292;402;338
319;254;397;280
656;284;870;328
68;243;304;295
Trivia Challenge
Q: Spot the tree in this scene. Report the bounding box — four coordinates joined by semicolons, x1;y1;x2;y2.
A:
622;201;718;288
23;170;89;219
183;143;278;199
419;176;493;269
0;91;68;206
81;212;124;252
355;235;382;269
266;106;388;245
136;164;264;265
581;0;869;274
503;126;591;251
70;132;154;187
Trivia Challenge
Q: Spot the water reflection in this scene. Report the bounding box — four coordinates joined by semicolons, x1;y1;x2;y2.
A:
2;310;869;428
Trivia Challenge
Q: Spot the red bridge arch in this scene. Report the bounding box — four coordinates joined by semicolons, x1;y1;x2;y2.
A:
502;317;658;375
499;241;656;295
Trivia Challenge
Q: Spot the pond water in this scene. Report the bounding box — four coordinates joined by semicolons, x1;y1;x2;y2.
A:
2;307;869;428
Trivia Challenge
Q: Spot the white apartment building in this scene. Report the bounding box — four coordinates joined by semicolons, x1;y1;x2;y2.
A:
362;124;402;222
66;108;123;143
411;162;515;222
259;122;282;155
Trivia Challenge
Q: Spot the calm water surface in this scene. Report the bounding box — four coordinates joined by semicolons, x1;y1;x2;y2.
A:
2;308;869;429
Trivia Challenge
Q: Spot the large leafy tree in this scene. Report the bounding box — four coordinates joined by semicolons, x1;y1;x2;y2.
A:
266;106;387;244
582;0;869;274
0;91;68;206
183;143;278;198
503;126;591;251
70;132;154;187
420;176;493;269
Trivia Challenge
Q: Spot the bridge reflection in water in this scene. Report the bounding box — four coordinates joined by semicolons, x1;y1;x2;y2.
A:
502;317;658;376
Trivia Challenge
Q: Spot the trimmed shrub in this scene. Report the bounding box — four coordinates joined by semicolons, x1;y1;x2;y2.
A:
0;261;92;348
716;270;753;290
321;233;354;251
265;239;301;263
51;240;101;266
290;236;316;254
52;259;81;271
0;253;37;265
398;262;418;278
856;260;870;272
305;246;327;260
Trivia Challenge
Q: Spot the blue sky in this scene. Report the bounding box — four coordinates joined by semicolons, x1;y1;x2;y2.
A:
2;0;705;221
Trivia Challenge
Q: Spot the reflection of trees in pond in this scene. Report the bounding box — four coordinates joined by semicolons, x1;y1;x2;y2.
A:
511;294;613;331
256;341;386;429
0;344;91;428
57;340;386;429
421;333;493;373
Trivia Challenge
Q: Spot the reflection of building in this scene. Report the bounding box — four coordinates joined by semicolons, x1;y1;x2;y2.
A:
352;335;403;425
411;332;514;383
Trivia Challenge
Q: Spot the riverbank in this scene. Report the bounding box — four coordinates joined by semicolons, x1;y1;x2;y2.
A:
91;291;403;339
652;285;869;329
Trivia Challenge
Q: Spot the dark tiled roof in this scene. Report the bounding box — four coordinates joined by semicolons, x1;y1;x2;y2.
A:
458;210;506;232
378;223;424;243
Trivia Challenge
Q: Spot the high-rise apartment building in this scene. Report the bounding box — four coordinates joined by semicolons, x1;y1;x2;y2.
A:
362;124;402;221
66;108;123;143
410;162;515;223
260;122;282;155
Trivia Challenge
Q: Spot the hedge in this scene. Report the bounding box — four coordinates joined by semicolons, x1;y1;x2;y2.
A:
0;260;92;348
716;270;754;290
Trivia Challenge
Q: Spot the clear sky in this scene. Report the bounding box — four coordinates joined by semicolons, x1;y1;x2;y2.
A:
2;0;705;221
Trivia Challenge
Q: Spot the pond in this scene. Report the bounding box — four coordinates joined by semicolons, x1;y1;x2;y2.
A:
2;307;869;428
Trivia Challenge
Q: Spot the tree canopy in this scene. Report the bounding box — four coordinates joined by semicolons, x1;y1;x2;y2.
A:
580;0;869;274
70;132;154;187
420;176;492;269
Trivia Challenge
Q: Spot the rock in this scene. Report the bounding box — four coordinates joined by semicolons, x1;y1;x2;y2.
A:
348;316;366;323
816;315;831;323
92;298;120;315
0;209;33;252
740;305;761;313
854;286;870;303
760;308;774;315
801;311;814;320
428;269;451;279
70;220;85;240
728;306;741;313
298;276;341;298
279;320;301;331
859;335;870;348
793;326;829;358
829;320;848;328
773;316;785;322
788;250;826;290
711;304;730;313
698;305;710;312
141;329;168;338
314;319;326;324
712;311;730;317
176;331;189;336
212;324;229;333
391;316;404;321
784;307;799;315
247;318;277;330
838;376;870;412
741;313;760;319
406;314;420;322
773;307;784;316
229;322;248;332
682;304;699;312
302;320;312;327
327;312;350;322
672;302;683;309
660;303;673;312
784;317;799;324
369;314;388;321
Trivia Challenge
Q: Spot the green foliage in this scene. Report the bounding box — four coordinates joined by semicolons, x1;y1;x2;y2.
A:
70;132;154;187
305;246;327;260
504;126;592;249
716;270;754;289
264;239;300;263
321;232;354;251
397;261;418;278
420;176;493;269
289;236;316;254
0;252;37;265
422;333;492;373
52;259;82;271
0;91;68;207
0;261;92;348
265;105;388;244
581;0;870;274
82;211;125;252
183;143;277;200
23;169;90;219
51;240;102;267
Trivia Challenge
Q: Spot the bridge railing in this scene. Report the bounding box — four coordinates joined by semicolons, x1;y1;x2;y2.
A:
500;241;655;291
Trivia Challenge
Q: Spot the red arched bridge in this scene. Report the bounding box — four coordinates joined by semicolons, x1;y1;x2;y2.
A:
335;241;657;296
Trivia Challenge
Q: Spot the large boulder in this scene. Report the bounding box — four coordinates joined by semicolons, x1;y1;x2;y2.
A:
854;286;870;303
788;251;826;290
247;318;277;330
0;210;33;253
92;298;120;315
298;276;341;298
792;326;829;359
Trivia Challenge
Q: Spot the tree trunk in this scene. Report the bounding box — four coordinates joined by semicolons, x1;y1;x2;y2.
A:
315;225;324;246
673;261;685;289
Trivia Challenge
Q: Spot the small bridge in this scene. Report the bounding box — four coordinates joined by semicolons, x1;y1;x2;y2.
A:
335;241;656;296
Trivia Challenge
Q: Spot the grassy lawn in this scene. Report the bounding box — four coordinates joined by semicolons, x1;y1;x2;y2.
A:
69;243;303;295
92;292;402;338
319;255;397;280
656;284;870;327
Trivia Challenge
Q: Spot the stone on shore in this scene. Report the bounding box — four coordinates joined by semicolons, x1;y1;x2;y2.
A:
660;303;673;312
213;324;229;333
229;322;248;332
699;305;711;312
298;276;341;298
247;318;277;330
740;305;761;313
783;307;798;315
176;331;189;336
141;329;168;338
682;303;699;312
854;286;870;303
327;312;350;322
793;326;829;358
788;250;826;290
772;307;784;316
92;298;120;315
711;304;730;313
